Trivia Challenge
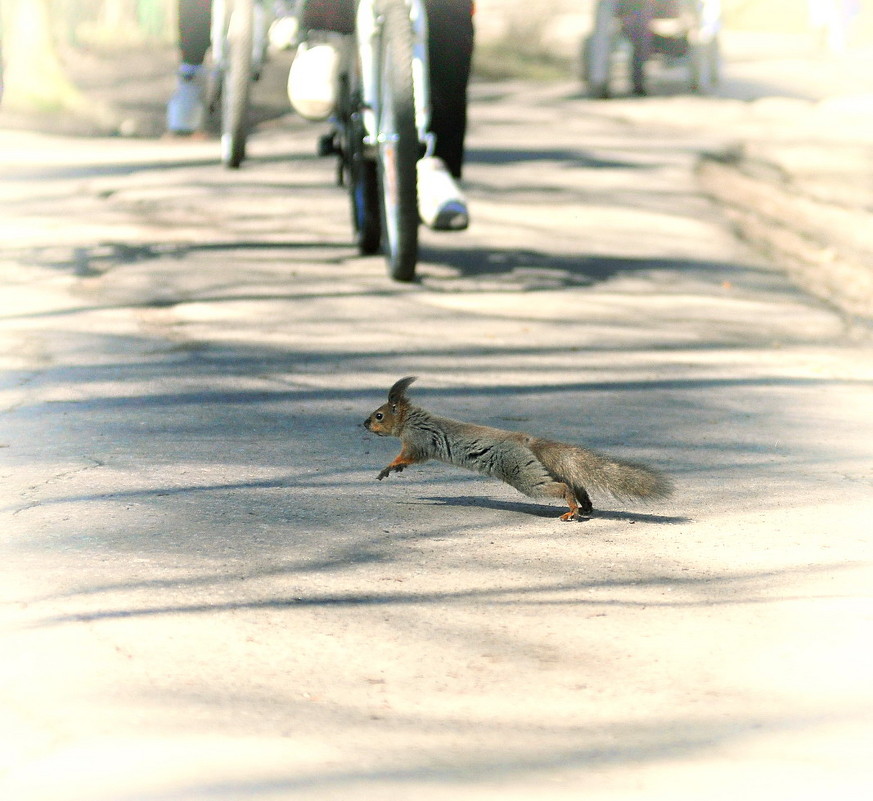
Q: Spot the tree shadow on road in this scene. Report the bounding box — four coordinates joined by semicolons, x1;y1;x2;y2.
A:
464;146;651;171
418;247;748;289
94;706;853;799
27;559;859;626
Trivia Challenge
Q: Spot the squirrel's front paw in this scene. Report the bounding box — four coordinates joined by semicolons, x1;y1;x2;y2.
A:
377;464;404;480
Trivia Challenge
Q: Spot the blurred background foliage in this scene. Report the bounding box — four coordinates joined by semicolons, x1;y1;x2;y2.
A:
0;0;176;49
3;1;871;52
473;0;873;79
2;1;871;111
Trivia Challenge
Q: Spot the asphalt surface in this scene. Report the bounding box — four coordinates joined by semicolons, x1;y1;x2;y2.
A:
576;30;873;324
1;33;872;801
695;34;873;323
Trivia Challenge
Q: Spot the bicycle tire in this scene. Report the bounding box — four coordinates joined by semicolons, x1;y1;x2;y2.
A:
350;112;382;255
375;0;419;282
340;72;381;254
690;37;719;94
587;0;615;99
221;0;253;168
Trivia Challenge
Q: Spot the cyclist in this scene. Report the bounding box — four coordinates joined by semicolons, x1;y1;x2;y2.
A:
168;0;474;229
167;1;298;133
296;0;473;229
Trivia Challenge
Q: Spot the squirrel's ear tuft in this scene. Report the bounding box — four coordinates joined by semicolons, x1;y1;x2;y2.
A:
388;376;417;404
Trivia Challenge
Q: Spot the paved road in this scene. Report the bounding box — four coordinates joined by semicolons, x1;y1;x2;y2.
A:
2;75;872;800
575;29;873;321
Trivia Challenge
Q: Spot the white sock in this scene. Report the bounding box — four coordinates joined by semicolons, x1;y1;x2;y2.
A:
178;63;202;80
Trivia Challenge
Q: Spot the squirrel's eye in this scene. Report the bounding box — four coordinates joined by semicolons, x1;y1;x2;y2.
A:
375;412;384;421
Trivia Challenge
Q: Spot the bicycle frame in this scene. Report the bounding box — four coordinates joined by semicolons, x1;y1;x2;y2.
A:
210;0;272;81
356;0;432;155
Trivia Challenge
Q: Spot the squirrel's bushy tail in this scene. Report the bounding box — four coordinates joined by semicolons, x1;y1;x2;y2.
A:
532;439;673;502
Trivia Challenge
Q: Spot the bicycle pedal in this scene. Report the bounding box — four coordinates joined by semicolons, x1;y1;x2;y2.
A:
317;133;339;157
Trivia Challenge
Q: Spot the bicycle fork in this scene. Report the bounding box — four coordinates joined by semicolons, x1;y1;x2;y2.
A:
356;0;433;157
209;0;271;91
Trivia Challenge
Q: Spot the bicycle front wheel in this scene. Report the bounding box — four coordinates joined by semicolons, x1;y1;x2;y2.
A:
376;0;419;282
221;0;254;168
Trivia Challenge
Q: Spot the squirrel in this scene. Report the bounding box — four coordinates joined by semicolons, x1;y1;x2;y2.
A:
364;377;673;521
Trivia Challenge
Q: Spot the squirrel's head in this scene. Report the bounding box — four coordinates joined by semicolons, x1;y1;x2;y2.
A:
363;376;416;436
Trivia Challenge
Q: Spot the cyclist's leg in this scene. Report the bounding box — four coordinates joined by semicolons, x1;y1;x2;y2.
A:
168;0;212;133
424;0;473;179
620;0;653;95
179;0;212;67
416;0;472;230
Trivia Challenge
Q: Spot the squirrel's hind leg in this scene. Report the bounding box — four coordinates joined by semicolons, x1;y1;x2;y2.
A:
573;485;594;517
543;481;593;521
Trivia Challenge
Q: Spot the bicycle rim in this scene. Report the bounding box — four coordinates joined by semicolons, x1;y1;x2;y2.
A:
377;0;419;282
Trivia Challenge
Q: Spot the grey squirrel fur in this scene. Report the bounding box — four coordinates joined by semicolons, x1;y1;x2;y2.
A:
364;376;673;520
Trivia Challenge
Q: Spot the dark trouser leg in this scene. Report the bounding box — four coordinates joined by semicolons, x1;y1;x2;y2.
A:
622;1;653;94
178;0;212;65
424;0;474;179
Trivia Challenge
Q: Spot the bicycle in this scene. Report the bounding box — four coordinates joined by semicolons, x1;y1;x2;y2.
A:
209;0;273;168
582;0;721;98
295;0;441;282
352;0;428;281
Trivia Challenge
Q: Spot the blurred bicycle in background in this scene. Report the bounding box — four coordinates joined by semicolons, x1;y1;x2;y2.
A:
582;0;721;97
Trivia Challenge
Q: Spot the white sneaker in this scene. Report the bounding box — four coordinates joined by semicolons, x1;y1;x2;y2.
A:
269;15;299;51
287;40;341;121
417;156;469;231
166;70;204;134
